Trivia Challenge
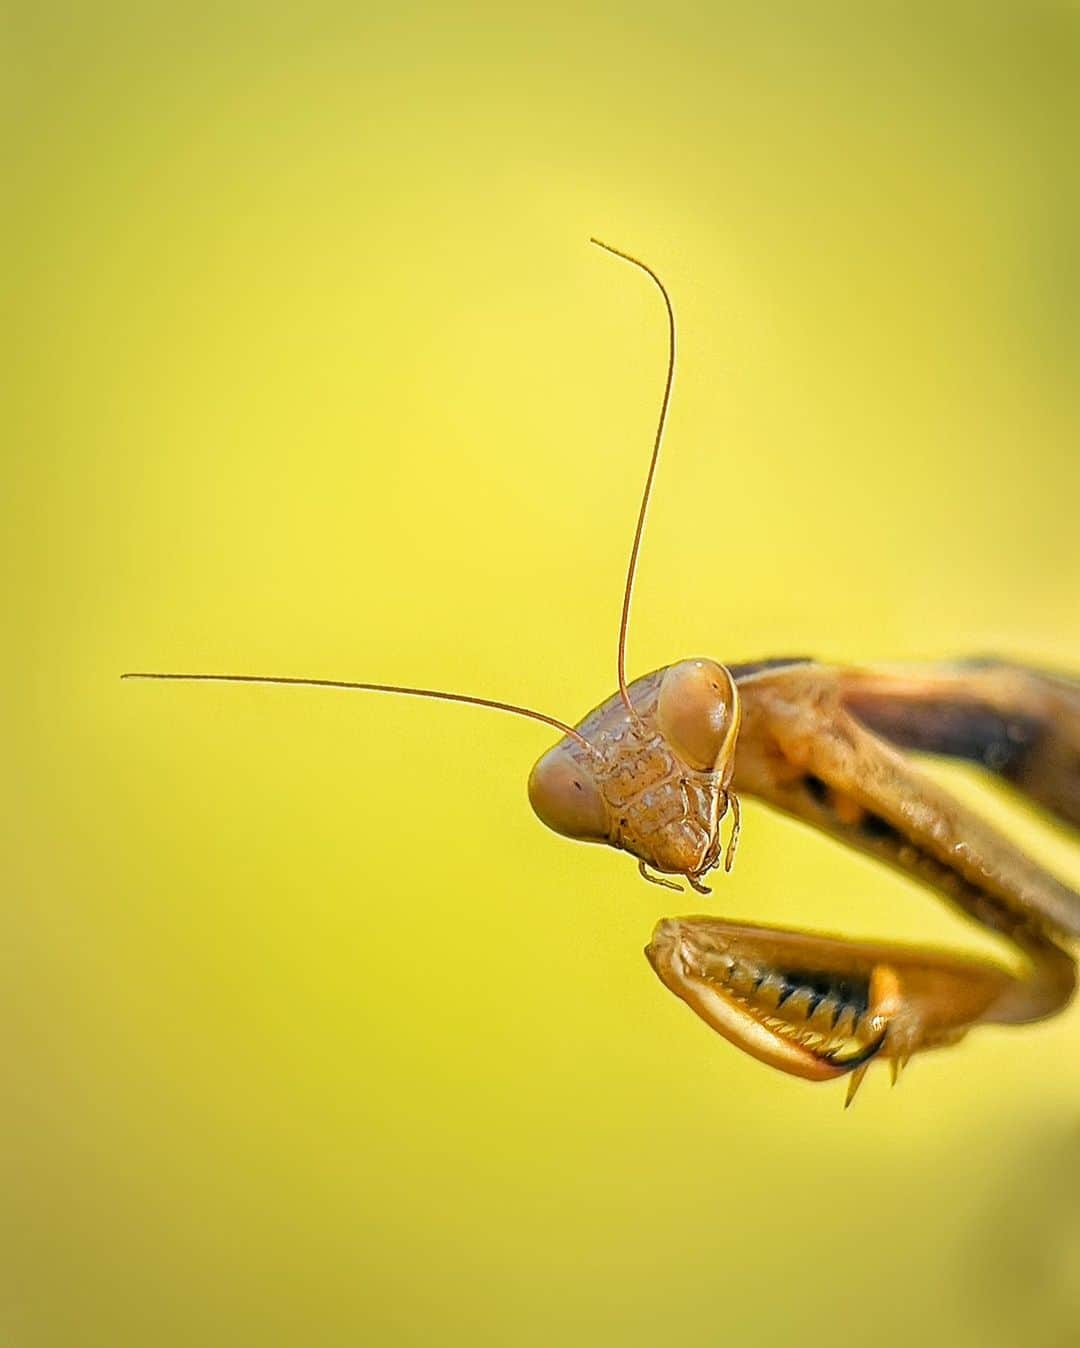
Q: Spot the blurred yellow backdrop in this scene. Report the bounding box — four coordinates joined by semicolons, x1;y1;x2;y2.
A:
6;4;1080;1346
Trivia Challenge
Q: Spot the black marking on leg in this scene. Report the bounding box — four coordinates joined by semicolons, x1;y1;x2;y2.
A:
859;812;903;843
845;694;1043;778
777;970;870;1022
775;978;797;1009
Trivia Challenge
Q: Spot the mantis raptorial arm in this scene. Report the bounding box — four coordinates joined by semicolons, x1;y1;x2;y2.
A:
646;659;1079;1104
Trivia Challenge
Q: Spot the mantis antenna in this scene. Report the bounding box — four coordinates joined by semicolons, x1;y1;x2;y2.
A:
125;237;679;754
120;672;597;753
588;238;677;720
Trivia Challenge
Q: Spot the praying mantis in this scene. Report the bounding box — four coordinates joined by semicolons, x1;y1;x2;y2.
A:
125;240;1080;1106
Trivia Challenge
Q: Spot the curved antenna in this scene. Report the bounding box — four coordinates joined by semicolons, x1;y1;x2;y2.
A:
121;671;596;753
589;238;677;718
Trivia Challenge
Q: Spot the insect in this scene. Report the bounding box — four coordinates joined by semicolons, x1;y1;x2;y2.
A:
125;239;1080;1106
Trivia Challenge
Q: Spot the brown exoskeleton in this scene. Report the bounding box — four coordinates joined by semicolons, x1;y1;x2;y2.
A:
125;241;1079;1105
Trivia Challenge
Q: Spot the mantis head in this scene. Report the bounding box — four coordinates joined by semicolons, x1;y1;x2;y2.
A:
528;659;742;890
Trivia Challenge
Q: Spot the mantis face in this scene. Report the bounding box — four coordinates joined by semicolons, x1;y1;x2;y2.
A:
527;660;742;891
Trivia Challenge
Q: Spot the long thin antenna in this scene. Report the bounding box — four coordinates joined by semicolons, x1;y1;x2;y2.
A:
121;672;596;752
589;238;677;718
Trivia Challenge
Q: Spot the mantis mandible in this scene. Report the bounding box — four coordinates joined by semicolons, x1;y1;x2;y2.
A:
125;240;1080;1106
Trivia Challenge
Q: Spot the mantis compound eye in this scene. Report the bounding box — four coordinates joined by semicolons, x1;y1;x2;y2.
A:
656;659;741;773
527;747;610;842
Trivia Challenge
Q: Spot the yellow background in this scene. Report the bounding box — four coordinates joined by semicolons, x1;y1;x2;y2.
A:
7;4;1080;1345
